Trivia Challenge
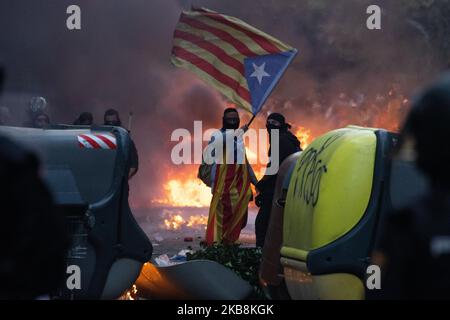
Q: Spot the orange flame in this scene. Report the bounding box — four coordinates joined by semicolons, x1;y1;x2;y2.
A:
153;178;212;208
164;214;185;230
153;93;408;209
186;215;208;228
119;284;138;300
295;127;312;149
163;210;208;230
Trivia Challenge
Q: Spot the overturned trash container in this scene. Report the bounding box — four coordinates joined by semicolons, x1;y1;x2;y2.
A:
0;125;153;299
279;126;427;300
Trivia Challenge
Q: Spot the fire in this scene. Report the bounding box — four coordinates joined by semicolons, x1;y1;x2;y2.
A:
153;176;212;207
164;214;185;230
186;215;208;227
119;284;138;300
153;90;408;209
162;209;208;230
295;127;312;149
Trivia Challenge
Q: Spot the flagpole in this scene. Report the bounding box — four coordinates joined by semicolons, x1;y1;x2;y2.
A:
247;113;257;127
128;111;133;133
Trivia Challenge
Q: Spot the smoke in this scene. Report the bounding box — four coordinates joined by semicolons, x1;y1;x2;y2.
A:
0;0;448;209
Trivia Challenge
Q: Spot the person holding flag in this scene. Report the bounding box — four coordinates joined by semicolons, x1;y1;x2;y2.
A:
201;107;257;245
171;7;298;245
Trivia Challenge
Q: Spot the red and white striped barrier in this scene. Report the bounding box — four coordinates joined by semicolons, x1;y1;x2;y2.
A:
78;134;117;150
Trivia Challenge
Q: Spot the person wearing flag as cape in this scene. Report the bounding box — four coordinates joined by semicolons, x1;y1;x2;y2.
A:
200;107;257;244
171;7;298;245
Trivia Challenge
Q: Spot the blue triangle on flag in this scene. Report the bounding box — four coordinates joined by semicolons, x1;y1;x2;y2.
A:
244;50;297;115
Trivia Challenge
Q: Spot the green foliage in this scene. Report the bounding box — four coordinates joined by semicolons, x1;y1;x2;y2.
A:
187;243;265;299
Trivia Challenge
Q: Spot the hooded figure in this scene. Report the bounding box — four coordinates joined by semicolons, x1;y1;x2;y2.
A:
255;112;301;247
32;111;50;128
204;108;257;245
74;112;93;125
103;108;139;179
23;97;48;128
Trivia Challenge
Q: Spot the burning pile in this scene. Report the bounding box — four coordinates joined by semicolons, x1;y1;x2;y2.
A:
152;170;212;208
161;209;208;230
294;127;312;149
150;85;409;209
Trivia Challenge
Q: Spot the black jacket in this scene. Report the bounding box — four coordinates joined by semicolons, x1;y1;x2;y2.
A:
257;130;301;198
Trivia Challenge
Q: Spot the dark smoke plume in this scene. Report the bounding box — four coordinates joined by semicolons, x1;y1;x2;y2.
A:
0;0;448;208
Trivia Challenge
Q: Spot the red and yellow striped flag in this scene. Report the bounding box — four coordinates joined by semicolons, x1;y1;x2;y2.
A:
171;7;298;115
206;162;252;245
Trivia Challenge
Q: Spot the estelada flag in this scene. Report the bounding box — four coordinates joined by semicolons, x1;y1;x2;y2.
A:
171;7;298;115
206;162;252;245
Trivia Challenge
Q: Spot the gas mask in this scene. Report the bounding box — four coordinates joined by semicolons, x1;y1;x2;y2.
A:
222;117;240;130
266;120;283;134
266;123;282;132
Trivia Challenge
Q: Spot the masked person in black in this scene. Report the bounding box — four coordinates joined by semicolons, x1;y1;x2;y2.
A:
74;112;93;125
32;111;50;128
255;113;301;248
104;109;138;179
24;97;48;128
203;108;258;245
371;74;450;299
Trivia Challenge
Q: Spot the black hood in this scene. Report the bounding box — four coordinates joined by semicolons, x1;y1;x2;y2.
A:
283;130;301;150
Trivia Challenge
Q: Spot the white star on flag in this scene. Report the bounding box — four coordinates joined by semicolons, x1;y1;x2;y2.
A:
250;62;270;85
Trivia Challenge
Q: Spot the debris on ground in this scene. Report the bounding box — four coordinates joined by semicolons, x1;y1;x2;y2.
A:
153;249;194;266
153;233;164;242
